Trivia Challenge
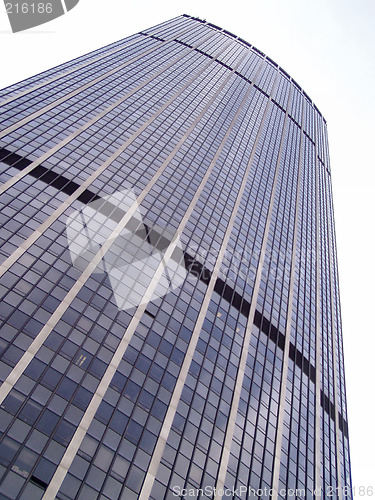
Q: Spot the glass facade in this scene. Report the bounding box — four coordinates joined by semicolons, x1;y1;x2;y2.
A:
0;14;352;500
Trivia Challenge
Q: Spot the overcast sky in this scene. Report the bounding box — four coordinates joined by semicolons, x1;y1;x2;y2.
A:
1;0;374;495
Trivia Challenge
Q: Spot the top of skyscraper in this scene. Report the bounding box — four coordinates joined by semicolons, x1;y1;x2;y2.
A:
182;14;325;121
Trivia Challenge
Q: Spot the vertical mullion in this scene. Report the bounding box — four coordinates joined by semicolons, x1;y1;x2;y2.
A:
271;97;306;499
214;72;288;500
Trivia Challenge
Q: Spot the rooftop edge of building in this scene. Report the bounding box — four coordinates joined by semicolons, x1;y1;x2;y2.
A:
182;13;327;124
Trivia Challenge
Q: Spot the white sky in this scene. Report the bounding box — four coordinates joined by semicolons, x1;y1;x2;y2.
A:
0;0;374;495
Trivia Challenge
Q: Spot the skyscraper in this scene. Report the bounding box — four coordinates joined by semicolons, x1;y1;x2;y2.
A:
0;14;352;500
